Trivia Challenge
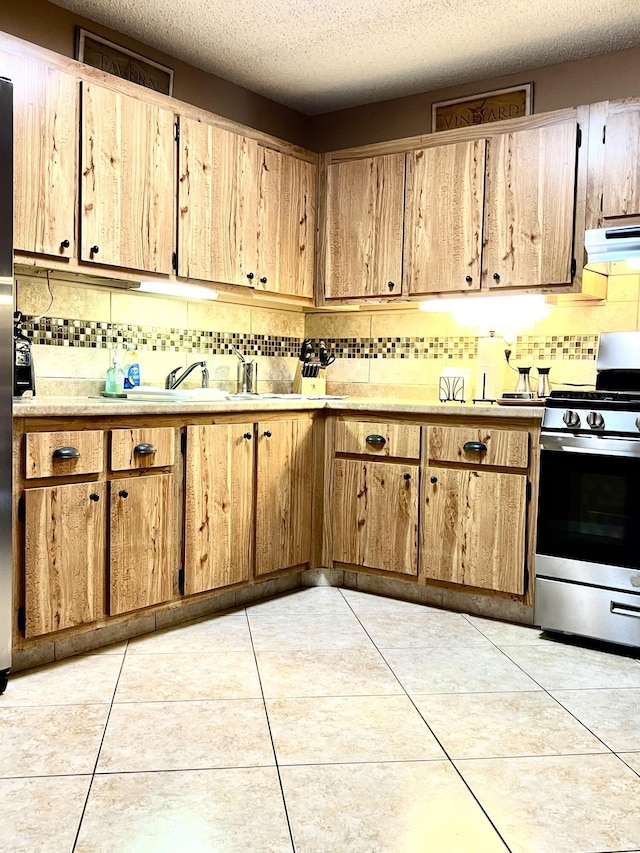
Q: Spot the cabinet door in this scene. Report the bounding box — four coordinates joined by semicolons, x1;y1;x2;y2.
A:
404;140;485;294
421;467;526;594
24;482;106;637
325;154;405;299
80;83;175;273
602;109;640;218
178;117;259;285
109;474;174;615
332;459;418;574
255;419;313;576
256;147;316;297
483;121;578;289
184;424;254;594
2;52;77;257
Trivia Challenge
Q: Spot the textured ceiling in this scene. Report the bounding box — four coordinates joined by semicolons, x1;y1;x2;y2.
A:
51;0;640;114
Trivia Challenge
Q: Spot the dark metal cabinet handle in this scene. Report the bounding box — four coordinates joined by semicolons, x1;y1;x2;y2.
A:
246;272;254;280
492;272;500;281
387;281;395;291
465;275;472;283
365;434;386;450
118;489;129;499
134;443;156;456
259;276;268;284
403;473;411;480
89;493;100;502
52;446;80;460
90;245;99;255
60;239;70;249
430;476;438;484
463;441;488;453
243;432;252;440
263;430;272;438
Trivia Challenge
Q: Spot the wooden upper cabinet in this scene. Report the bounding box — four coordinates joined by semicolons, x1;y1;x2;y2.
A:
404;140;485;294
80;83;175;274
324;154;405;299
483;121;578;289
602;108;640;219
256;147;316;298
3;52;77;257
178;117;259;286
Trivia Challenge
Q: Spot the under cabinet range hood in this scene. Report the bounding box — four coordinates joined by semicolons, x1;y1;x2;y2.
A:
585;226;640;264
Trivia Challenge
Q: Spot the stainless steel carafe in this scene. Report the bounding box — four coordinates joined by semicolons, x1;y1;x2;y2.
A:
536;367;551;398
515;366;532;394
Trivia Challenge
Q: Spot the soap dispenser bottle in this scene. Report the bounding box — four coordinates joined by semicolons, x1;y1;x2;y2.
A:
105;353;125;396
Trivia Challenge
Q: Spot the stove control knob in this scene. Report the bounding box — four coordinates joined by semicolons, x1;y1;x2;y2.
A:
562;410;581;428
636;417;640;431
586;411;605;430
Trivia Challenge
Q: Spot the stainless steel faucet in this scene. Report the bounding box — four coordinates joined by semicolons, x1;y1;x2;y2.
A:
165;360;209;389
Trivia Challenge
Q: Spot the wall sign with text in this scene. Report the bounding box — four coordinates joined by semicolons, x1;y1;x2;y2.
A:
76;28;174;96
431;84;533;133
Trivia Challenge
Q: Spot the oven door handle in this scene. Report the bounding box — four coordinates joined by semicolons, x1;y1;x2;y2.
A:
540;431;640;458
611;601;640;619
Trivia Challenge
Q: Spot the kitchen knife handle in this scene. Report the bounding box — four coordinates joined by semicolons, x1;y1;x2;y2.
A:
463;441;487;453
52;446;80;460
134;443;157;456
366;434;386;450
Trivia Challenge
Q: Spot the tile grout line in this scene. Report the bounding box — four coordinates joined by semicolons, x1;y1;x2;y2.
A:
244;607;297;853
336;588;514;853
70;640;130;853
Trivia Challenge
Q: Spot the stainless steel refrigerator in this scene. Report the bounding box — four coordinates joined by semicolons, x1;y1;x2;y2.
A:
0;77;13;694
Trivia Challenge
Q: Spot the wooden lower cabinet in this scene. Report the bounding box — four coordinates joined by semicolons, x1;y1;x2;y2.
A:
421;466;527;594
109;474;174;615
332;458;419;575
24;482;106;638
255;419;313;576
184;423;254;595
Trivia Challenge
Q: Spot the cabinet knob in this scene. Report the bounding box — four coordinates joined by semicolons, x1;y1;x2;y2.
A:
263;430;272;438
243;432;252;440
493;272;500;281
89;493;100;502
430;476;438;484
463;441;488;454
465;275;472;283
134;443;157;456
403;472;411;480
52;446;80;460
387;281;395;291
246;272;254;281
259;276;268;284
91;245;99;255
60;239;70;249
365;434;386;450
118;489;129;499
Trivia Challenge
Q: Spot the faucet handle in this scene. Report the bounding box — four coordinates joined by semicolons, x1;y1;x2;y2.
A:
201;361;209;389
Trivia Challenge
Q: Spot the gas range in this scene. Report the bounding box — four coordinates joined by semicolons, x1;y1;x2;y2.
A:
543;389;640;437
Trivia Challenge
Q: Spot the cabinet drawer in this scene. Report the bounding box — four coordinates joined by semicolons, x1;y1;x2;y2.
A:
25;430;104;479
335;420;421;459
111;428;175;471
427;426;529;469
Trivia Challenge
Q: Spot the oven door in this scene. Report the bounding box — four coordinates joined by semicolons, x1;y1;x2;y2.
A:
537;431;640;570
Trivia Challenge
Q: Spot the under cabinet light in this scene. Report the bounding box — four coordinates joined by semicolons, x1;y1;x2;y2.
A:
137;281;219;300
419;294;549;334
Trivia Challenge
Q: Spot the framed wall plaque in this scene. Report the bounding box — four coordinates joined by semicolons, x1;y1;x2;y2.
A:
432;84;533;133
76;28;174;96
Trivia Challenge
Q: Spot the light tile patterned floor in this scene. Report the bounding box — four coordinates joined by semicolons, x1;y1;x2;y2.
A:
3;586;640;852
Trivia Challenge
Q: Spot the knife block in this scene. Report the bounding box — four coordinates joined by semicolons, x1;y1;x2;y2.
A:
293;362;326;395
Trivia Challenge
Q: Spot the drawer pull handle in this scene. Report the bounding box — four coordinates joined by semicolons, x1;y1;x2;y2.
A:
463;441;487;454
118;489;129;499
89;493;100;502
610;601;640;619
134;443;157;456
52;446;80;460
366;434;386;450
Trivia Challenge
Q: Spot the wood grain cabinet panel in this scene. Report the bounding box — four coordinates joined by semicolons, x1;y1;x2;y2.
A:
109;474;174;615
404;140;485;294
335;420;421;459
325;154;405;298
3;52;77;257
184;423;254;594
24;482;106;637
427;426;529;469
332;459;418;574
80;82;175;273
111;428;175;471
483;121;578;289
177;117;259;286
255;419;313;576
25;430;103;479
256;147;316;297
602;109;640;218
421;466;526;594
